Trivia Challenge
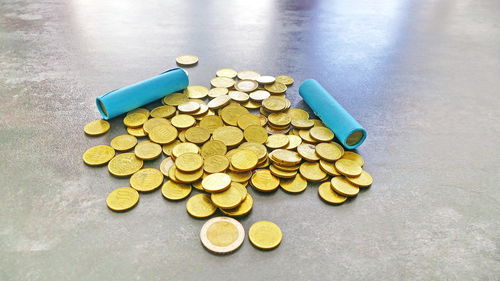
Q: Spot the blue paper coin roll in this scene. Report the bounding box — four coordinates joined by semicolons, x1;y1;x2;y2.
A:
299;79;367;149
96;68;189;120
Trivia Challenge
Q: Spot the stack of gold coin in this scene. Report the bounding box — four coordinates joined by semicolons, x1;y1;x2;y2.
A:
82;63;374;253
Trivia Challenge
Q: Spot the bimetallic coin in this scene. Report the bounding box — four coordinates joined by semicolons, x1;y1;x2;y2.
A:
161;180;192;200
318;182;347;204
83;145;115;166
134;141;162;160
248;221;282;250
216;68;238;78
330;177;359;197
345;170;373;187
202;173;232;193
186;193;217;218
110;134;138;151
84;120;110;136
130;168;164;192
335;159;362;177
200;217;245;254
108;153;144;177
176;54;198;66
106;187;139;211
234;80;258;92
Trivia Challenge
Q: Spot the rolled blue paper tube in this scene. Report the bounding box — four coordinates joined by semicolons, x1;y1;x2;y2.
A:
96;68;189;120
299;79;367;149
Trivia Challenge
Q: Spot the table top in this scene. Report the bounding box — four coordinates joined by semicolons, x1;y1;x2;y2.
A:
1;0;499;280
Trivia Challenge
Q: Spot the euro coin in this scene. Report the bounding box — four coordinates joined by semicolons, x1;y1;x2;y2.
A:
345;170;373;187
237;113;261;130
171;114;196;129
231;150;259;171
110;134;137;151
172;142;200;158
161;180;192;200
265;134;289;149
178;101;201;113
200;216;245;254
185;127;210;144
315;142;344;161
84;120;110;136
248;221;282;250
212;126;244;147
199;115;224;133
285;135;302;150
216;68;238;78
275;75;294;86
291;119;314;129
335;159;362;177
210;77;235;88
269;149;301;166
127;126;147;137
106;187;139;211
249;90;270;102
269;165;297;178
237;70;260;80
176;54;198;66
123;112;147;128
162;139;181;156
299;162;326;182
309;126;334;142
130;168;164;192
148;124;178;144
175;166;204;183
203;155;230;173
298;129;318;143
227;170;252;183
175;152;204;172
143;117;170;134
234;80;258;92
330;177;359;197
219;104;249;126
150;105;176;118
239;142;267;161
127;108;149;117
229;91;250;103
208;87;229;98
319;159;341;176
202;173;231;193
318;182;347;204
211;185;244;209
201;140;227;159
186;193;217;218
134;141;162;160
163;92;189;106
341;151;364;166
250;169;279;192
268;113;291;127
243;125;268;144
220;193;253;217
256;75;275;85
264;82;287;94
287;108;309;121
207;95;231;109
83;145;115;166
108;153;144;177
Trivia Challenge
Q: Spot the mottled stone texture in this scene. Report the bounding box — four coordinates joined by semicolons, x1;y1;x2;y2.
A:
0;0;499;280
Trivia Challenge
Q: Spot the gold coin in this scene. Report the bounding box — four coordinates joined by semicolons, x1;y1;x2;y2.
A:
130;168;164;192
192;103;209;117
239;142;267;161
127;108;149;117
208;87;229;98
243;125;268;144
237;70;260;80
83;120;110;136
175;152;204;172
330;177;359;197
127;126;147;137
148;124;178;144
298;129;318;143
220;193;253;217
234;80;258;92
178;101;201;113
265;134;289;149
287;108;309;121
269;165;297;178
341;151;364;166
268;113;291;127
176;54;198;65
229;90;250;103
315;142;344;161
203;155;229;173
150;105;176;118
291;119;314;129
106;187;139;211
299;162;327;182
285;135;302;150
175;166;204;183
143;117;170;134
200;216;245;254
335;159;362;177
230;182;247;201
264;82;287;94
201;140;227;158
161;139;180;156
262;96;287;112
161;180;192;200
171;114;196;129
297;143;319;161
183;85;208;99
159;157;174;176
319;159;341;176
172;142;199;158
123;112;147;128
275;75;294;86
134;141;162;160
186;194;217;218
227;170;252;183
248;221;282;250
192;180;204;191
184;127;210;144
230;150;258;171
250;169;279;192
216;68;238;78
311;119;325;127
309;126;334;142
110;134;137;151
210;77;235;88
199;115;224;133
108;153;143;176
212;126;244;147
269;149;302;166
82;145;115;166
211;185;244;209
249;90;271;102
219;104;249;126
237;113;261;130
207;95;231;109
345;170;373;187
256;75;275;85
163;92;189;106
318;182;347;204
202;173;232;192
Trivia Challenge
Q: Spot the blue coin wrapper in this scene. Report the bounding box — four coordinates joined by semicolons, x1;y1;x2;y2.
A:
299;79;367;149
96;68;189;120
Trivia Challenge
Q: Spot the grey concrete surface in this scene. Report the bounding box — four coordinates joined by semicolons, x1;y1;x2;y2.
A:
1;0;499;280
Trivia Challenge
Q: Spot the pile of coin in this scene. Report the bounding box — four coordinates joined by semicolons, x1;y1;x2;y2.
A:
83;62;373;254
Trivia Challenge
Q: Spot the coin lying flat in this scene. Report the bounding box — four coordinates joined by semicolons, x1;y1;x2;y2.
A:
318;182;347;204
123;112;148;128
203;155;229;173
175;152;204;172
134;141;162;160
309;126;334;142
231;150;258;171
256;75;275;85
106;187;140;211
237;70;260;81
200;217;245;254
248;221;282;250
275;75;294;86
211;185;244;209
150;105;176;118
186;193;217;218
161;180;192;200
176;54;198;66
83;145;115;166
280;174;307;193
345;170;373;187
216;68;238;78
251;169;279;192
202;173;232;193
110;134;138;151
235;80;258;92
341;151;364;166
330;177;359;197
84;120;110;136
220;193;253;217
108;153;144;177
315;142;344;161
335;159;362;177
130;168;164;192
